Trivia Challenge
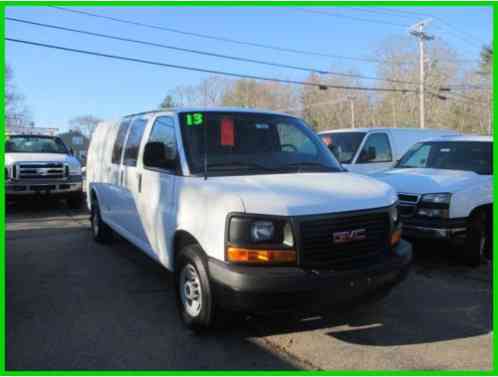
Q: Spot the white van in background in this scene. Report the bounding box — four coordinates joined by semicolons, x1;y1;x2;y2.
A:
318;128;460;175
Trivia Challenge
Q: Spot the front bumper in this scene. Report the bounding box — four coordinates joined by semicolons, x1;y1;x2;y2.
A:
6;175;83;196
401;217;467;241
209;240;412;312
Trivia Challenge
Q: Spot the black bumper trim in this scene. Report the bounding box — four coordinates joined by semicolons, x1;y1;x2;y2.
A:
402;217;467;240
208;240;412;312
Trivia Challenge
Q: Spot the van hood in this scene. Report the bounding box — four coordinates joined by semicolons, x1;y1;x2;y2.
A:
374;168;482;195
5;153;81;169
208;172;397;216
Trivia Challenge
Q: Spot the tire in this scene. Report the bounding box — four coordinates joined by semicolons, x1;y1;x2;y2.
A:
67;191;85;209
90;196;113;243
175;244;216;331
464;209;491;267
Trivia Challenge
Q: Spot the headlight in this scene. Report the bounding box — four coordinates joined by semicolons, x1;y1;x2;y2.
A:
421;193;451;204
418;193;450;218
69;165;82;175
251;221;274;242
416;208;449;218
227;216;296;264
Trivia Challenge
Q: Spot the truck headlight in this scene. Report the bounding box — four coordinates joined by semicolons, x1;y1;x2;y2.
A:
226;215;296;264
69;165;82;176
417;193;450;218
420;193;451;204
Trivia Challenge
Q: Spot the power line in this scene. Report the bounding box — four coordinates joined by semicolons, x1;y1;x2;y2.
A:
48;5;400;65
6;37;421;94
293;8;410;28
7;16;423;87
362;7;486;49
296;7;482;63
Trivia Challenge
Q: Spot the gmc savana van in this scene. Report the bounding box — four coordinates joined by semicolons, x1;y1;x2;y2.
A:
86;108;412;330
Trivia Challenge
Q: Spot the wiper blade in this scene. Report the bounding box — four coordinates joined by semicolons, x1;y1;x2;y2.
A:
207;162;280;172
282;162;335;171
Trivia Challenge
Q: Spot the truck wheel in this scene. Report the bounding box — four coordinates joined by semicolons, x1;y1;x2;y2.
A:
464;209;490;267
67;191;84;209
176;244;216;331
91;199;113;243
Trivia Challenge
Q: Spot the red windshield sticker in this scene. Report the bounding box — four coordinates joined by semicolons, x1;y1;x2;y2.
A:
220;117;235;146
322;136;332;146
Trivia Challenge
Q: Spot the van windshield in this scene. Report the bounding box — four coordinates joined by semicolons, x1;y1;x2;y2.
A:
319;132;366;163
179;112;342;176
6;135;69;154
396;141;492;175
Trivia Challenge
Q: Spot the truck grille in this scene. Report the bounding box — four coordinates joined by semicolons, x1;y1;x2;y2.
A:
398;193;420;219
299;211;390;271
16;162;67;180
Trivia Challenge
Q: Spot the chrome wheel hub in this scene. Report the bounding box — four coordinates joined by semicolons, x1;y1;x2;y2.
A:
180;263;202;317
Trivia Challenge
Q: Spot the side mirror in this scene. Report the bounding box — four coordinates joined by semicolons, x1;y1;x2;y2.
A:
143;142;176;170
69;148;75;156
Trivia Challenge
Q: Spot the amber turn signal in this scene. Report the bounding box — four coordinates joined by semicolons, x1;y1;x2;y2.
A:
227;247;296;264
391;229;402;246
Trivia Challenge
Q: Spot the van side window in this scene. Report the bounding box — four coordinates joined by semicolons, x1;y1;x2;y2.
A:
123;117;147;166
111;119;131;164
143;117;178;172
357;133;392;163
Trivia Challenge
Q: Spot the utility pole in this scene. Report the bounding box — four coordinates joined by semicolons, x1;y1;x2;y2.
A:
348;96;355;128
409;19;434;129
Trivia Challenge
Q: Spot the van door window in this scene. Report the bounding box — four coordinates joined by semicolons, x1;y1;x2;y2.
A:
111;119;131;164
123;118;147;166
357;133;392;163
143;117;178;172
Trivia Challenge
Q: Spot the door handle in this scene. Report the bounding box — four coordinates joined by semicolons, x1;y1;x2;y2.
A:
138;173;142;193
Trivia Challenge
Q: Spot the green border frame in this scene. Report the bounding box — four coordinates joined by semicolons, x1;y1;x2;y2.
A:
1;1;495;375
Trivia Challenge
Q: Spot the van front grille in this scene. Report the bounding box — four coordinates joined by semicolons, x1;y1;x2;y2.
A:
299;211;390;271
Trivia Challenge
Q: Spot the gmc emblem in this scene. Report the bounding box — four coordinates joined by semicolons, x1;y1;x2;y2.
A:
333;228;367;244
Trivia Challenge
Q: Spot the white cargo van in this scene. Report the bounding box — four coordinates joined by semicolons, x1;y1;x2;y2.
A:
86;108;412;330
318;128;460;175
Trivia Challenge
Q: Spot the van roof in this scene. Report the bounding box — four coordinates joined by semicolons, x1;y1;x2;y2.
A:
424;135;492;143
318;127;458;134
124;107;296;118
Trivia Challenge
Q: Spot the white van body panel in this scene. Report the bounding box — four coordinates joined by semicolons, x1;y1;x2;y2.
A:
87;109;398;272
319;128;461;175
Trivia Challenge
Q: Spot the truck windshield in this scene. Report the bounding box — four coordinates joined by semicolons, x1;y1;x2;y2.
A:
396;141;492;175
179;112;342;176
319;132;366;164
6;135;69;154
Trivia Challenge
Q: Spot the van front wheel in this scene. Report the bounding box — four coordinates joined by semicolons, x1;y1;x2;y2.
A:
176;245;215;331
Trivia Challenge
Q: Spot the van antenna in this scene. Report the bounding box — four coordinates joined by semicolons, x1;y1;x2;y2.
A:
203;114;208;180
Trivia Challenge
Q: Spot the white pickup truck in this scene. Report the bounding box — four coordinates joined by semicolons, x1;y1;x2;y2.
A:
5;133;84;208
86;108;412;330
375;136;492;265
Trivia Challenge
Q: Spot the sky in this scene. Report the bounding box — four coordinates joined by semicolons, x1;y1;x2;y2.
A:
5;5;493;131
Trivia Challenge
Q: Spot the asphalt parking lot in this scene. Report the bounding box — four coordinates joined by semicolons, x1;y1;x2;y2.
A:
6;198;493;371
